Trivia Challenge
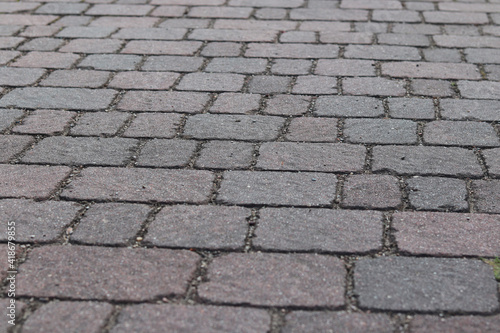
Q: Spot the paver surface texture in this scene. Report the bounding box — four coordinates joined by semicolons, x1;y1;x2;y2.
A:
0;0;499;332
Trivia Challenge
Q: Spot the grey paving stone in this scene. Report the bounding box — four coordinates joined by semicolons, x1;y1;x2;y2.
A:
118;91;209;112
123;113;183;138
17;38;64;52
70;111;130;136
145;205;250;249
209;93;261;114
198;253;346;307
0;135;34;163
0;68;46;86
440;99;500;121
184;114;285;141
345;45;420;61
344;119;417;144
12;110;76;135
248;75;292;94
57;26;117;38
263;95;311;116
285;117;338;142
343;77;406;97
411;79;453;98
254;208;383;253
245;43;339;58
36;3;89;14
22;137;137;166
292;76;338;95
342;174;402;209
315;59;376;76
355;257;499;312
410;315;500;333
472;180;500;214
142;56;204;72
177;73;245;92
458;81;500;100
423;121;500;147
387;97;435;120
0;199;81;243
406;177;468;211
483;148;500;177
40;70;111;88
423;48;462;63
136;139;197;167
195;140;254;169
217;171;337;206
272;59;312;75
79;54;142;70
314;96;384;118
205;57;267;74
0;50;20;65
112;27;186;40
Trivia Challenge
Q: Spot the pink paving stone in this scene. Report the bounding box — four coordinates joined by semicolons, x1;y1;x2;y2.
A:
343;77;406;96
472;180;500;214
0;14;59;25
177;73;245;92
109;71;180;90
263;94;311;116
22;301;114;333
12;110;76;135
118;91;209;112
123;113;183;138
0;165;71;199
394;212;500;257
342;174;402;209
90;17;160;28
381;62;481;80
198;253;346;307
86;4;154;15
11;52;80;69
16;245;200;301
210;93;261;114
122;40;202;55
0;135;34;163
285;117;338;142
410;315;500;333
59;38;123;53
315;59;376;76
61;167;214;203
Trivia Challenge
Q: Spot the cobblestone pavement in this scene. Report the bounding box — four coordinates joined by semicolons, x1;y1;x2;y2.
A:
0;0;500;332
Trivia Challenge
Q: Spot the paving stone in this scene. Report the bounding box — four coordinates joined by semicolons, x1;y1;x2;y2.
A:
0;50;20;65
320;32;373;44
0;199;80;243
394;212;500;257
342;175;401;209
410;315;500;333
424;121;499;147
215;19;297;31
109;71;180;90
459;81;500;100
22;26;61;37
254;208;383;253
205;57;267;74
0;37;24;49
0;164;71;199
142;56;204;72
255;8;287;19
354;257;499;312
118;91;209;112
445;25;480;36
210;93;260;114
0;109;24;132
424;11;489;24
90;17;160;28
217;171;337;206
123;113;183;138
112;27;186;40
423;48;462;63
483;148;500;177
61;168;214;203
36;3;89;14
355;22;388;33
293;76;338;95
344;119;417;144
285;117;338;142
0;135;34;163
372;146;483;177
184;114;284;141
0;299;27;333
387;98;435;120
440;99;500;121
372;10;420;22
406;177;468;211
136;139;197;167
248;75;292;94
59;38;123;53
17;245;200;301
18;38;65;52
0;3;39;13
53;16;93;27
379;33;430;47
199;253;346;307
257;142;365;172
434;35;500;48
345;45;420;61
230;0;303;7
57;26;117;38
0;14;58;26
0;68;46;86
146;205;250;249
188;6;253;18
190;28;278;42
70;111;130;136
123;40;203;55
41;70;110;88
151;5;187;17
263;95;311;116
177;73;245;92
472;180;500;214
411;79;453;97
22;137;137;166
466;48;500;64
281;31;316;43
152;0;225;4
341;0;401;10
314;96;384;118
246;43;339;58
22;301;113;333
71;203;150;245
343;77;406;97
12;51;79;69
272;59;312;75
201;42;242;56
315;59;375;76
86;4;154;16
290;8;368;21
382;62;481;80
12;110;76;135
283;311;394;333
0;88;116;110
299;21;351;32
195;141;254;169
111;304;270;333
79;54;142;70
485;65;500;80
0;25;22;36
439;2;500;13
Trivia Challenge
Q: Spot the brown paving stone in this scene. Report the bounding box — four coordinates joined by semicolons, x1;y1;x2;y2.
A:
22;301;113;333
40;70;110;88
406;177;468;211
109;71;180;90
12;110;76;135
17;245;200;301
210;93;261;114
285;117;338;142
0;68;46;86
394;212;500;257
199;253;346;307
354;257;499;313
111;304;270;333
472;180;500;214
342;175;402;209
423;121;500;147
61;167;214;203
410;315;500;333
483;148;500;177
70;111;130;136
256;142;365;172
145;205;250;249
123;113;183;138
195;140;254;169
0;199;81;243
254;208;383;253
136;139;197;167
118;91;209;112
0;135;34;163
263;95;311;116
217;171;337;206
0;164;71;199
283;311;393;333
71;203;150;245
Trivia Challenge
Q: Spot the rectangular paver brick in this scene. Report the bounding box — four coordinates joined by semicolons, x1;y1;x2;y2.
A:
12;110;76;135
123;113;183;138
189;29;278;42
434;35;500;48
410;315;500;333
293;76;338;95
188;6;253;18
0;68;45;86
59;39;123;54
210;93;261;114
0;14;58;25
248;75;292;94
341;0;402;10
205;58;267;74
382;62;481;80
458;81;500;100
472;180;500;214
424;12;489;24
36;3;89;14
70;111;129;137
246;43;339;58
112;27;186;40
345;45;420;61
195;141;254;169
483;148;500;177
121;41;202;55
142;56;203;72
118;91;209;112
79;54;142;70
344;119;417;144
411;79;453;97
90;17;160;28
136;139;197;167
109;71;180;90
406;177;468;211
424;121;499;147
272;59;312;75
285;117;338;142
314;96;384;118
177;73;245;92
342;77;406;97
388;97;435;120
0;135;33;163
86;4;154;16
315;59;376;76
440;99;500;121
290;8;368;21
263;95;311;116
57;26;117;38
40;70;110;88
0;109;24;132
372;10;421;22
11;52;80;69
342;174;402;209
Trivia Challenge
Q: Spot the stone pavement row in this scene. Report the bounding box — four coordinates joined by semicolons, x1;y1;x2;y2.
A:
1;0;500;332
